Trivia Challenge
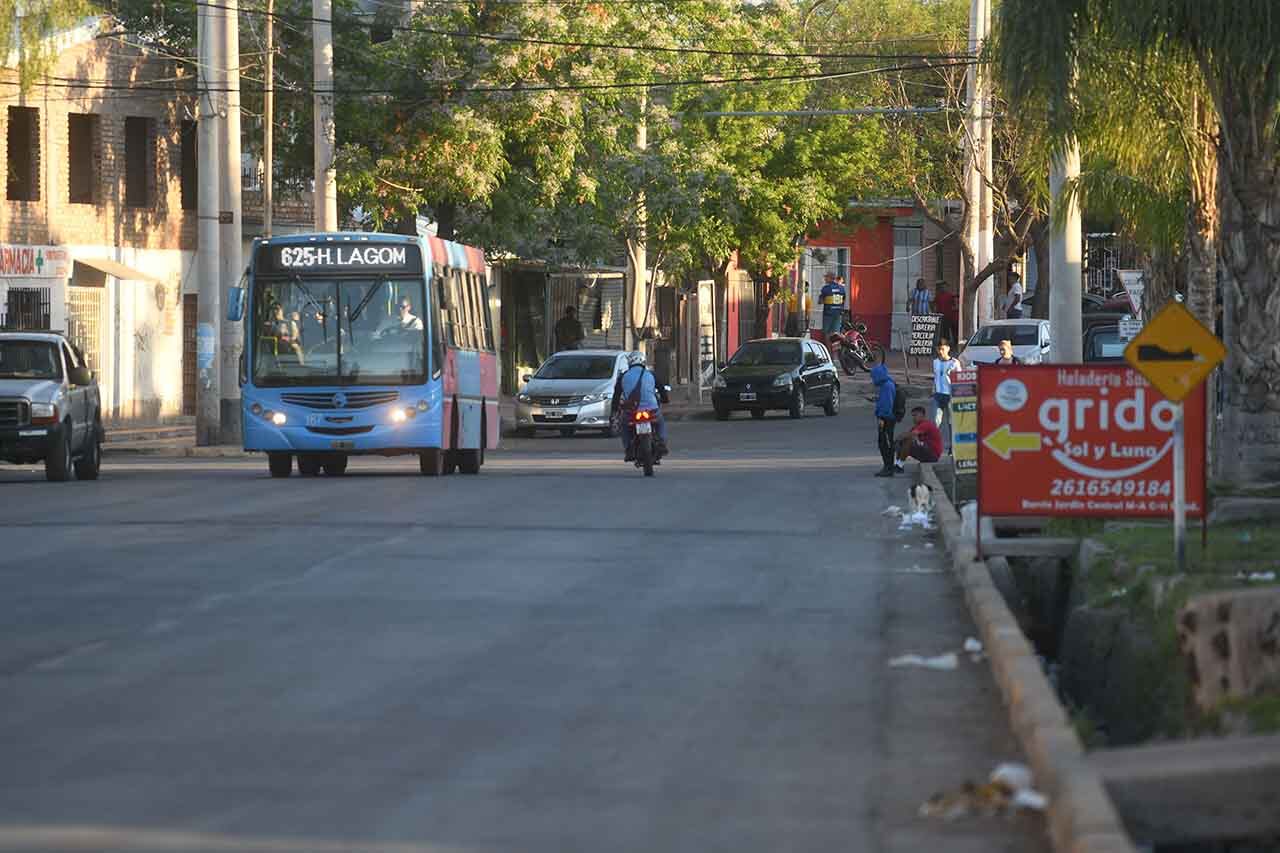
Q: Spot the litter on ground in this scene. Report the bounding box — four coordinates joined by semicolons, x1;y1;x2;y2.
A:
919;761;1048;821
882;505;905;517
1236;570;1277;582
963;637;985;661
889;652;959;671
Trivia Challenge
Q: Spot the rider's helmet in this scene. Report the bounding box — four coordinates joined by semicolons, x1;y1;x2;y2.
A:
626;351;646;368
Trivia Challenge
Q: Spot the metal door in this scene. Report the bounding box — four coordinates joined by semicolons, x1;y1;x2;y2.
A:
183;294;197;416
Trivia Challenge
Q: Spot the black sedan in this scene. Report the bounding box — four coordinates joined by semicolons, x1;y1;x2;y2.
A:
711;338;840;420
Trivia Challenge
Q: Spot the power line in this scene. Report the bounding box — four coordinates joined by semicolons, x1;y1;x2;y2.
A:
186;0;975;63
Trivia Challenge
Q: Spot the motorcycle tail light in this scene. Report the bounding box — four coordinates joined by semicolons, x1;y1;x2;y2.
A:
634;410;652;422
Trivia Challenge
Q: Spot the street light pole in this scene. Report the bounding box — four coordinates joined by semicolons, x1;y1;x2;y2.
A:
195;0;222;445
218;0;244;443
313;0;338;230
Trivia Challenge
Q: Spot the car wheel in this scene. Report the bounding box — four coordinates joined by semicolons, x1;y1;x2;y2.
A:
267;452;293;478
419;448;445;476
516;426;535;438
750;409;765;420
458;448;482;474
322;455;348;476
74;424;102;480
788;386;804;419
605;411;621;438
45;427;73;482
823;384;840;416
714;404;731;421
297;454;323;476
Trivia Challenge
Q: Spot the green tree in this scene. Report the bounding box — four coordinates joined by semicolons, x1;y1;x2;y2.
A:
1;0;94;89
998;0;1280;487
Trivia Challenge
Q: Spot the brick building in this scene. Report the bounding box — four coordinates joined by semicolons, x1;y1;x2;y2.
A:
1;21;198;422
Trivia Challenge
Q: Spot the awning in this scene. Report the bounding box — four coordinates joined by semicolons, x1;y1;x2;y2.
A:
73;258;161;282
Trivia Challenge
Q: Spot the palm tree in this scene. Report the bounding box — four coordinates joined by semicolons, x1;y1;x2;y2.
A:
998;0;1280;488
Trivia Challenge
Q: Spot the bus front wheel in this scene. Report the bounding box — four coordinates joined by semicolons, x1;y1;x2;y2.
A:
419;448;446;476
458;448;481;474
268;453;293;478
297;454;323;476
322;455;348;476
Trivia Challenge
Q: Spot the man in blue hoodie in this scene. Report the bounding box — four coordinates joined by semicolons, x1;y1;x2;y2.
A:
871;362;898;477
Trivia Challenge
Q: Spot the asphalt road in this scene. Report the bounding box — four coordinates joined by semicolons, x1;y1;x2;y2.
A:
0;407;1046;853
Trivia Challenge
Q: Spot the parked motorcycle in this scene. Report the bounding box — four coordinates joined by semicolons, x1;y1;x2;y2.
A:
828;318;886;375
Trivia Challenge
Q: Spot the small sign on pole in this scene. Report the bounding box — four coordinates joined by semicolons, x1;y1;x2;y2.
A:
909;314;943;358
1123;302;1226;573
1118;315;1143;343
949;367;978;474
1116;270;1146;318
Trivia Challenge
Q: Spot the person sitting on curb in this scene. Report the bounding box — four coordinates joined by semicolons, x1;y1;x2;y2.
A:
895;405;944;471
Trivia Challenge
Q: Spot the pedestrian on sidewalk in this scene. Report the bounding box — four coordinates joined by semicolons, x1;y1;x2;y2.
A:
872;362;898;477
895;405;944;466
932;340;959;447
934;281;958;345
554;306;585;352
820;272;847;336
909;277;933;317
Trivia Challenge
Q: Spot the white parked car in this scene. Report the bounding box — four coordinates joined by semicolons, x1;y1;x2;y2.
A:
961;319;1052;365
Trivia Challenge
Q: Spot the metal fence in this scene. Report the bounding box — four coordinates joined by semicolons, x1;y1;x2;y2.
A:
0;286;52;330
66;286;107;376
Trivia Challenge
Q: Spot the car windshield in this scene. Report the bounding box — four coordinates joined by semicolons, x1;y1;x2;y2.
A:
728;341;801;367
535;355;616;380
252;277;428;386
0;340;61;380
1088;328;1126;360
968;325;1040;347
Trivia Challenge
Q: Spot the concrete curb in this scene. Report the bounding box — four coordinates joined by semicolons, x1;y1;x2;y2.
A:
918;463;1136;853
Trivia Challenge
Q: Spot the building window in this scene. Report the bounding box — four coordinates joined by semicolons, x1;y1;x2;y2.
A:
6;106;40;202
180;120;197;211
125;116;154;208
68;113;100;204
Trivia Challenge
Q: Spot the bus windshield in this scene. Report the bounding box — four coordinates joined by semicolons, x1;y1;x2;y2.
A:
252;277;428;386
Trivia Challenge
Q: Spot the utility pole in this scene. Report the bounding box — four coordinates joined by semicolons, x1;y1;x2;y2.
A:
195;0;222;445
313;0;338;230
219;0;244;443
1048;145;1083;362
965;0;994;332
263;0;274;237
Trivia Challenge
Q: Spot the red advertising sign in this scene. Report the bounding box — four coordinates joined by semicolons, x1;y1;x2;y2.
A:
977;365;1205;518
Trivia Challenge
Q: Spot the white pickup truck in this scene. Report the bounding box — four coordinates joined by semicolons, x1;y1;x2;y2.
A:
0;330;102;481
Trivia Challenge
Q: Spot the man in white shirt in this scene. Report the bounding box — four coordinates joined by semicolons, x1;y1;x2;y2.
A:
1002;273;1025;319
376;296;424;337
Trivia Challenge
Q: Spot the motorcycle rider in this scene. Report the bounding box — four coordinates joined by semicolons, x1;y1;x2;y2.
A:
614;351;668;462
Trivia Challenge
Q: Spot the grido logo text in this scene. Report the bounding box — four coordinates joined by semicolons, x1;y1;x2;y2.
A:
278;246;408;268
1039;387;1177;445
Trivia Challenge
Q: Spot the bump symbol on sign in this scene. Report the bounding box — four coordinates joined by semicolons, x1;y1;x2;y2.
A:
982;424;1041;461
1124;303;1225;402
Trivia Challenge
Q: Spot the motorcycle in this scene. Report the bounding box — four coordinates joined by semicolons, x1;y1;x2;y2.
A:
630;408;660;477
828;317;886;375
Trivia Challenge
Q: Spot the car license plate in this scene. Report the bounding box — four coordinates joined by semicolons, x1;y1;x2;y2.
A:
739;392;757;402
635;422;652;434
307;413;324;426
330;440;355;450
544;409;564;420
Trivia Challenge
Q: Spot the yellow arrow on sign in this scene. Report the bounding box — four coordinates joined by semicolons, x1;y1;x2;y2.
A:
983;424;1042;461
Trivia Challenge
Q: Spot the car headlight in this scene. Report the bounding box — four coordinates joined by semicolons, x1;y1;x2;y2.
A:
712;374;726;389
517;393;532;403
772;374;792;387
30;402;56;419
581;391;611;404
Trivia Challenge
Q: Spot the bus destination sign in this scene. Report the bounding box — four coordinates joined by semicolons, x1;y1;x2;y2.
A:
259;242;423;275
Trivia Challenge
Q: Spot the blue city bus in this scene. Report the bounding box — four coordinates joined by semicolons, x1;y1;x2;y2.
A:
229;232;500;478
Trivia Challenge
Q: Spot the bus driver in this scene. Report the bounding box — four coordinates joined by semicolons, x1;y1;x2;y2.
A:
376;296;424;337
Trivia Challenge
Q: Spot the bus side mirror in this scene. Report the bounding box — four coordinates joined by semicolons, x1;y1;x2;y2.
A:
227;286;246;323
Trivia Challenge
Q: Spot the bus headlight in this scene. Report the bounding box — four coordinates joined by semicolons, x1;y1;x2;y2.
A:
270;411;287;426
391;408;408;424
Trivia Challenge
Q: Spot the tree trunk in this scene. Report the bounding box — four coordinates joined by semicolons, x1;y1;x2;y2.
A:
1216;110;1280;486
1031;225;1050;320
1142;247;1179;316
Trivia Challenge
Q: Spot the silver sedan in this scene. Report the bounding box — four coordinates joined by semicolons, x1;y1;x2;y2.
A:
514;350;639;437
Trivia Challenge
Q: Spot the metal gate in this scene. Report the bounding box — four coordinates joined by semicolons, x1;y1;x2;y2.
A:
66;286;106;376
2;287;52;330
183;294;197;415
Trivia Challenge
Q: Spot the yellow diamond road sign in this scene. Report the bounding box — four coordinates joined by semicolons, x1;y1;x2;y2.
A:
1123;302;1226;402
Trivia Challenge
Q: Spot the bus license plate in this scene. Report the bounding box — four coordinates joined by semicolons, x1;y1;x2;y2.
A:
331;440;355;450
635;422;652;434
543;410;564;420
739;392;757;402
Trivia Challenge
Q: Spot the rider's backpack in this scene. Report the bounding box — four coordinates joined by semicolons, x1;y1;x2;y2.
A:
892;383;907;423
